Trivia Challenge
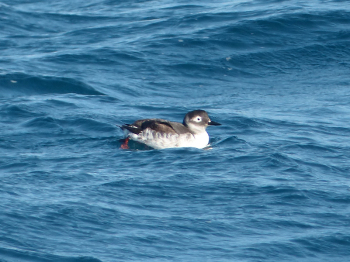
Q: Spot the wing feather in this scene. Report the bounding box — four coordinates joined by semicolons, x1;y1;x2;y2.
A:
119;118;192;135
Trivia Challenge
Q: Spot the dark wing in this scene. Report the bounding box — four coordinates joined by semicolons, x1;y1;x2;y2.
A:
140;119;177;134
119;119;180;135
120;124;143;134
166;121;194;134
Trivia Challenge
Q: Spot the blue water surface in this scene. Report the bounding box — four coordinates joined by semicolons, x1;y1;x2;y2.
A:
1;0;350;261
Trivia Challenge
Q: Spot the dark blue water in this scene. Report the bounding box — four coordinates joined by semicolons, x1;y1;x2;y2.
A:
1;0;350;261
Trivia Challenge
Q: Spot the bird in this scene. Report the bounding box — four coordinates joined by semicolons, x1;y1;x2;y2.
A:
118;110;221;149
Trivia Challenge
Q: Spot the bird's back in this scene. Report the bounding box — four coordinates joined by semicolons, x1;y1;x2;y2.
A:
121;118;209;149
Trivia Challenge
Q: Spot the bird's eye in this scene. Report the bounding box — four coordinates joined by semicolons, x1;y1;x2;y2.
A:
195;117;202;122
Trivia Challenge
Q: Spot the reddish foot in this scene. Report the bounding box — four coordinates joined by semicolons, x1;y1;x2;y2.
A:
120;137;130;149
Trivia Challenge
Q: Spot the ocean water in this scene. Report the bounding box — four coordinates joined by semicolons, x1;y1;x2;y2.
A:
1;0;350;261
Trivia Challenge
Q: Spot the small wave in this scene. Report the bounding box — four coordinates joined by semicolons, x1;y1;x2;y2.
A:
0;246;102;262
0;104;43;120
292;233;350;256
22;116;61;130
0;73;104;98
262;152;299;169
214;135;247;147
59;118;116;134
45;48;145;67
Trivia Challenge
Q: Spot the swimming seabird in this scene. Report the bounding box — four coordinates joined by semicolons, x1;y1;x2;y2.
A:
119;110;221;149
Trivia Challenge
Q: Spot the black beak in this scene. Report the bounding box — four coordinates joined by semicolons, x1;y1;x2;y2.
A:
208;120;221;126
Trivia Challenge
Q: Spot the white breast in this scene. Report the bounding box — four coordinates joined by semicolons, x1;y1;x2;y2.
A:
129;130;209;149
177;132;209;149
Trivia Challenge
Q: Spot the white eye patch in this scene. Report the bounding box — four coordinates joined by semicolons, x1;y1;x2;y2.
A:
194;116;202;122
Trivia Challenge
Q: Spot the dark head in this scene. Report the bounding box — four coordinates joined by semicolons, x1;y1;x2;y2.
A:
183;110;221;133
